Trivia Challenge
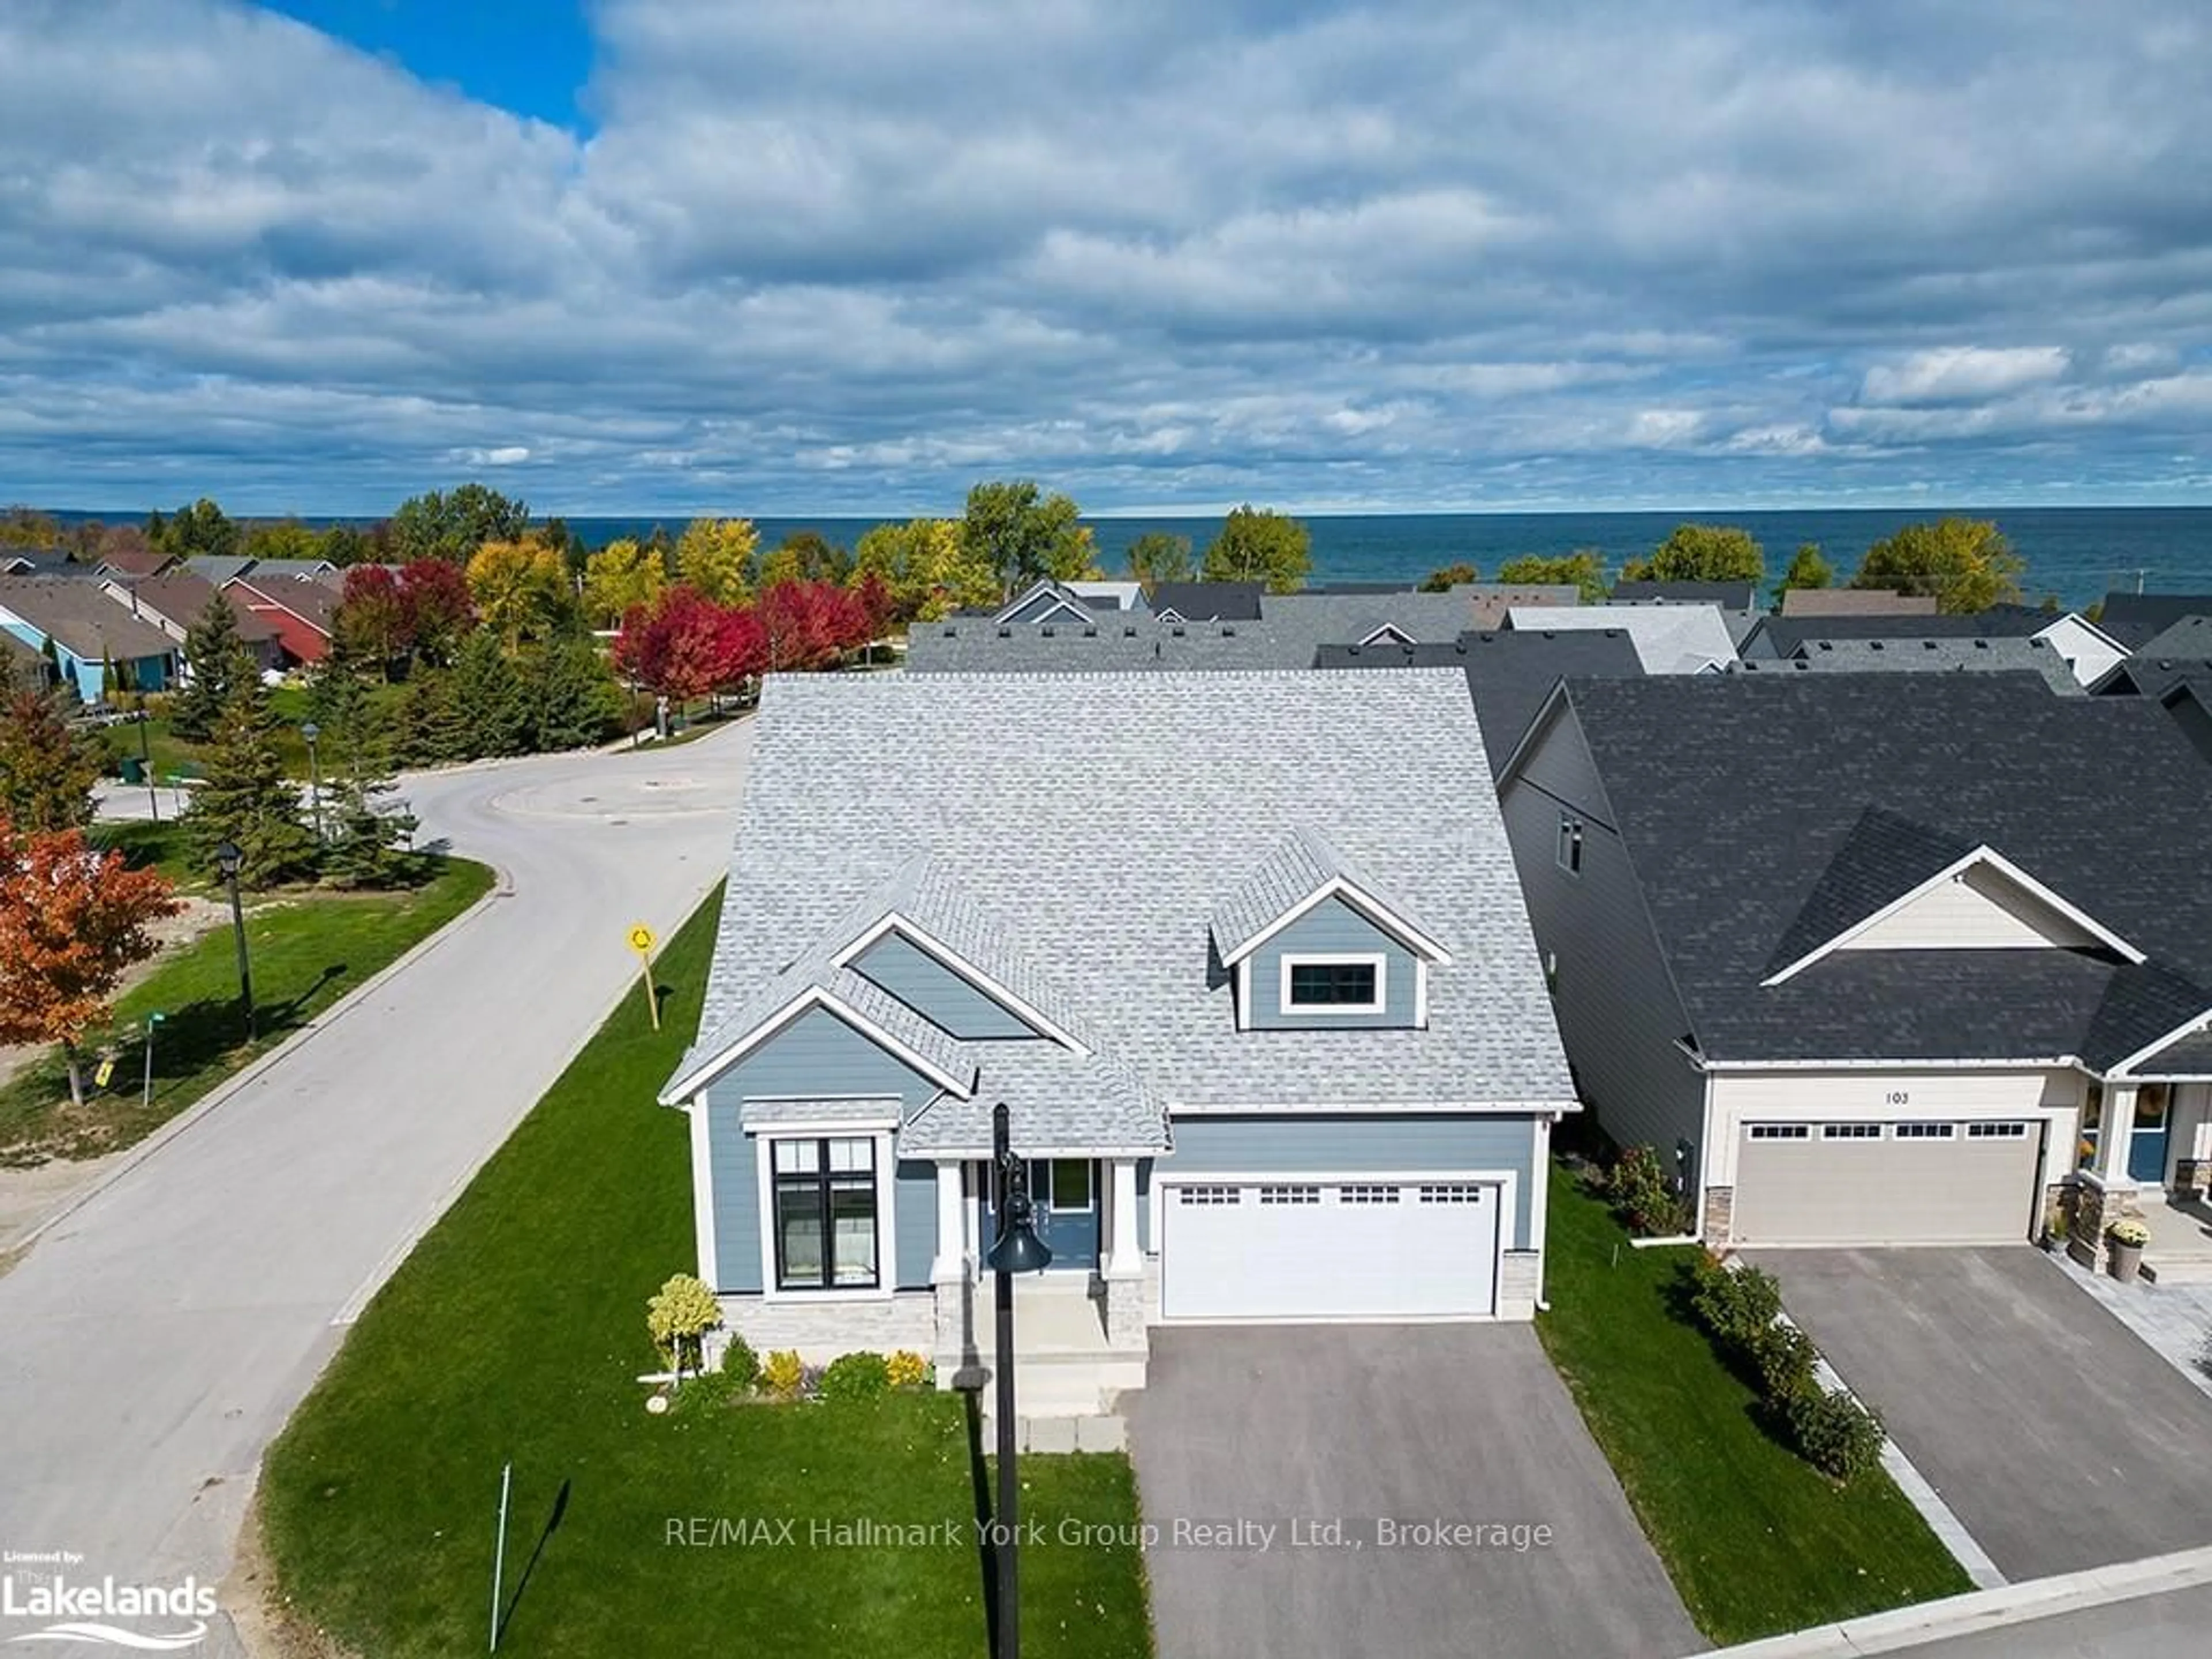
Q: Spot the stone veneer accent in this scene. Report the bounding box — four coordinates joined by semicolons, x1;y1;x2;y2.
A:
2062;1176;2142;1273
2177;1158;2211;1200
1103;1275;1149;1352
716;1291;935;1365
1499;1249;1541;1316
1700;1185;1734;1242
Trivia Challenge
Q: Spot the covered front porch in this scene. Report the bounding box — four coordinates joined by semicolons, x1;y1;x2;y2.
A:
2064;1077;2212;1281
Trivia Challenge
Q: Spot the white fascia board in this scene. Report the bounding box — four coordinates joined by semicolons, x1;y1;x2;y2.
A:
991;579;1060;624
1495;678;1574;787
2038;611;2127;655
831;913;1089;1055
2105;1010;2212;1080
1760;844;2146;988
1164;1097;1582;1115
1217;877;1453;968
1358;623;1416;647
658;983;974;1104
1695;1055;2085;1072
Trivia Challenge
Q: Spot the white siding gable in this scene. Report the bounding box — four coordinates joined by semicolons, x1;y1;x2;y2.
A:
1841;862;2105;952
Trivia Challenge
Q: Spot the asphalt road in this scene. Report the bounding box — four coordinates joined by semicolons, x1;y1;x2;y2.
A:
1877;1582;2212;1659
0;728;752;1623
1128;1325;1701;1659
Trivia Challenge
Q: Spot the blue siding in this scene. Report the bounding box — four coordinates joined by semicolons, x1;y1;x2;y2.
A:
1246;896;1421;1031
895;1160;936;1288
1165;1114;1542;1248
702;1005;944;1292
852;933;1036;1040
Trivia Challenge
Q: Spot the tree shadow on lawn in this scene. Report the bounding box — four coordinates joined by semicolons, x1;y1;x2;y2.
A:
1658;1260;1804;1450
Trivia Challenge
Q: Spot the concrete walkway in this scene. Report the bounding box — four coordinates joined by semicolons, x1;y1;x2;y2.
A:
0;729;751;1635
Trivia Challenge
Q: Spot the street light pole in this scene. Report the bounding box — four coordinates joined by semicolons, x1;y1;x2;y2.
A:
301;721;323;842
215;840;255;1040
142;1010;164;1109
986;1103;1051;1659
135;707;158;823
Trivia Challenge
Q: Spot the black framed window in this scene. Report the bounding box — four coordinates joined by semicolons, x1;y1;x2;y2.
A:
1286;960;1380;1007
771;1137;878;1290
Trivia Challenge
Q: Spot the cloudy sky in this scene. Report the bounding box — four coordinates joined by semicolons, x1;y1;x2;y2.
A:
2;0;2209;517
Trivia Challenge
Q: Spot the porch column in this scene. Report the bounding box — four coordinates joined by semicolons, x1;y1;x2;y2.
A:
2092;1082;2138;1188
930;1160;968;1283
1104;1158;1143;1279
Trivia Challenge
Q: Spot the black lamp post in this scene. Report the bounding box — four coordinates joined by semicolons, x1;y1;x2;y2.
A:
301;721;323;842
214;839;255;1040
986;1102;1051;1659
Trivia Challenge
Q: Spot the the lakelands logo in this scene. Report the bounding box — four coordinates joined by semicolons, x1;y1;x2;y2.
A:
2;1554;214;1651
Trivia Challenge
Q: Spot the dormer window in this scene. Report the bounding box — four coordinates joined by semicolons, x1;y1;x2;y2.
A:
1282;953;1387;1014
1556;813;1585;875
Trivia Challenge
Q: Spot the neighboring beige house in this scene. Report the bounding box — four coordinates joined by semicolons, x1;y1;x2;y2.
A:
1780;588;1940;617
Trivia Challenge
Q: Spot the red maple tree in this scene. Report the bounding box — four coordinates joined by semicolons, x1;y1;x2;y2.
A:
0;824;183;1107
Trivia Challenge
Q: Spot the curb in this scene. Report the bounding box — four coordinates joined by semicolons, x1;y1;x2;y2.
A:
10;861;512;1255
1684;1542;2212;1657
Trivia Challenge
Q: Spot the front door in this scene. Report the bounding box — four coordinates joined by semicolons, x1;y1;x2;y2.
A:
2128;1085;2172;1185
981;1158;1099;1270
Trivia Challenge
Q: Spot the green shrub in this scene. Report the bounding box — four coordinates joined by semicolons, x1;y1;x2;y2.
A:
1607;1144;1689;1236
1750;1323;1818;1400
677;1370;738;1411
721;1333;760;1391
818;1351;892;1404
885;1349;931;1389
1786;1386;1886;1482
1688;1257;1783;1350
759;1349;805;1399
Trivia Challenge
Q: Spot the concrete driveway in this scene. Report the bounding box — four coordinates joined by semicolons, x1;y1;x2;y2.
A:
1127;1325;1699;1659
0;728;751;1635
1754;1248;2212;1581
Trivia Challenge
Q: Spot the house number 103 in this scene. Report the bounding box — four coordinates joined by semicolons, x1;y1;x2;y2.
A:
1884;1090;1910;1106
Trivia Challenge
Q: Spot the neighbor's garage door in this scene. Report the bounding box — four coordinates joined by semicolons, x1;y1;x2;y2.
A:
1159;1177;1501;1320
1733;1119;2042;1245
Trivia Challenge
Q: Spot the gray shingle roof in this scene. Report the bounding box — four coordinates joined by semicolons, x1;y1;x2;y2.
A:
0;577;180;663
1740;606;2050;660
2134;616;2212;661
672;669;1573;1146
106;571;281;642
2096;592;2212;650
740;1096;904;1127
1730;635;2080;696
902;1047;1171;1156
1210;826;1436;964
1555;674;2212;1069
1316;628;1645;778
1504;604;1737;675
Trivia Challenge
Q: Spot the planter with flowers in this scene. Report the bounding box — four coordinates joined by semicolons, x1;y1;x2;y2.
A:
2106;1217;2150;1283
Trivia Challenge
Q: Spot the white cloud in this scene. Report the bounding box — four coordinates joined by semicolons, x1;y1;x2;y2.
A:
0;0;2206;511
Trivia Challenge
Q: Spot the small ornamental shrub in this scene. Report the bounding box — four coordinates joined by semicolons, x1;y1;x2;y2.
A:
818;1351;892;1404
1750;1323;1819;1401
1688;1257;1783;1351
646;1274;721;1376
677;1371;738;1412
722;1333;760;1392
1607;1144;1689;1237
885;1350;931;1389
759;1349;805;1399
1786;1386;1885;1482
2107;1217;2150;1248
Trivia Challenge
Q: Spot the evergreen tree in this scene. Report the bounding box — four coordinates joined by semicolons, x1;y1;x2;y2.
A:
452;631;530;758
170;597;256;743
183;675;317;887
397;668;469;767
317;671;419;889
0;688;105;832
528;639;623;753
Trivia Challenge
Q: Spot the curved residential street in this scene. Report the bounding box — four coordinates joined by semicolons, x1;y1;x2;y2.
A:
0;726;751;1624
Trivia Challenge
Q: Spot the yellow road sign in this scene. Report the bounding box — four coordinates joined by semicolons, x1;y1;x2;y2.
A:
94;1058;116;1089
628;923;657;955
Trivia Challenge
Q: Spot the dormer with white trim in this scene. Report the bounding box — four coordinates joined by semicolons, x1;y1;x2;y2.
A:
1212;827;1452;1031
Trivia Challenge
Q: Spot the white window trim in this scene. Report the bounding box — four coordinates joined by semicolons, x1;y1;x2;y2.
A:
754;1127;898;1303
689;1094;718;1290
1278;951;1388;1016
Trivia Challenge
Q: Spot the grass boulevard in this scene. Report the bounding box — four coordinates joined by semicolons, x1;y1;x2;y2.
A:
258;886;1154;1658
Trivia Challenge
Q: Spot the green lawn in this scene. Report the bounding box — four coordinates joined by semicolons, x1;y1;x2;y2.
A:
1537;1166;1971;1645
103;684;397;783
261;889;1152;1659
0;847;493;1165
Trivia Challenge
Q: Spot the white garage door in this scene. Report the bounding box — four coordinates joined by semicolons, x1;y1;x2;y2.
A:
1733;1119;2043;1246
1160;1176;1501;1320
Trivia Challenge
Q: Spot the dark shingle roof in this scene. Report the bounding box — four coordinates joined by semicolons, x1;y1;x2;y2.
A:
2097;654;2212;700
1609;580;1760;609
2134;616;2212;661
1147;581;1265;622
1741;606;2049;660
111;571;281;641
1556;674;2212;1067
2096;592;2212;650
0;577;179;663
1315;627;1645;777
